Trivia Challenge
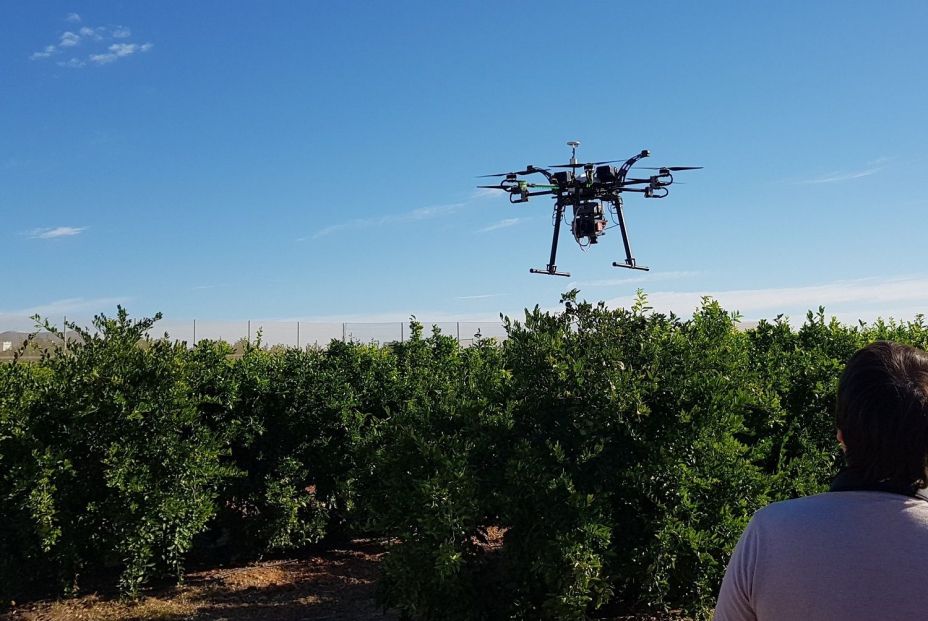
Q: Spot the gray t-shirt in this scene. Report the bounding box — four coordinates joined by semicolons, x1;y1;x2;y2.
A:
714;491;928;620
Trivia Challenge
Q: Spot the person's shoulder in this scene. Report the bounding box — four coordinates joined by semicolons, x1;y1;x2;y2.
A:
750;493;847;527
757;492;836;513
752;491;928;529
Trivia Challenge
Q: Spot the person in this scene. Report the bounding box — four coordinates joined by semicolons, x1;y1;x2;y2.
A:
714;341;928;620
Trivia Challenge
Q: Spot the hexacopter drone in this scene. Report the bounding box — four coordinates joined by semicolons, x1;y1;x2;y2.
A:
479;141;699;276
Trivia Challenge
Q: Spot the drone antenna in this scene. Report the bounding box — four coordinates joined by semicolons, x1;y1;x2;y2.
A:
567;140;581;166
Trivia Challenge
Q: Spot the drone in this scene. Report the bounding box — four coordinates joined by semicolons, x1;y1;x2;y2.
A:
479;141;699;276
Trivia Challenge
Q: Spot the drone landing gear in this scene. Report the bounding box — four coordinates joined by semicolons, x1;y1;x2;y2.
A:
613;260;649;272
612;199;649;271
530;267;570;277
530;203;571;277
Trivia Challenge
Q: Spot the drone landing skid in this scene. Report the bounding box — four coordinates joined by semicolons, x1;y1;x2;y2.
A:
530;267;570;277
613;260;649;272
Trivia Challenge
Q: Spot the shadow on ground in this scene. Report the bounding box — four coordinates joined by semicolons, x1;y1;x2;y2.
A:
180;540;396;621
5;539;397;621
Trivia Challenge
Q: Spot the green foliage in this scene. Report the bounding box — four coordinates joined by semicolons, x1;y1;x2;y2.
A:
366;322;512;620
3;300;928;617
0;309;232;599
495;293;761;618
0;362;61;600
212;340;399;555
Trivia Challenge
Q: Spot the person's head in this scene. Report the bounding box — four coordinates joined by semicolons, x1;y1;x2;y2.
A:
836;341;928;488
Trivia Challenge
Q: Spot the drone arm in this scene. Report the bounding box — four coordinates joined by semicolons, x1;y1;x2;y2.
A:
528;167;553;182
622;174;672;186
616;150;651;185
508;188;556;203
615;186;668;198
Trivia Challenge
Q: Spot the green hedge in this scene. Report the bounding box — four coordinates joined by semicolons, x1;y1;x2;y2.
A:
1;297;926;618
0;311;232;596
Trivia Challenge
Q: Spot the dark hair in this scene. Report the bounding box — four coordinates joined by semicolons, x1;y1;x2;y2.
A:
836;341;928;488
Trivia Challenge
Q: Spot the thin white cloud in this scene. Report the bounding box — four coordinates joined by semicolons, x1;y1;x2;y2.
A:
278;310;506;323
0;297;129;321
29;226;88;239
90;42;153;65
30;45;57;60
455;293;505;300
407;204;459;219
601;275;928;323
30;18;151;67
59;31;81;47
79;26;104;41
478;218;523;233
798;159;890;184
567;270;701;289
89;52;115;64
309;202;463;239
57;57;86;68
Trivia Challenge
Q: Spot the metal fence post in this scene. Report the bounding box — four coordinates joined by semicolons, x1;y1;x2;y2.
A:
342;322;346;342
400;322;404;342
456;321;460;343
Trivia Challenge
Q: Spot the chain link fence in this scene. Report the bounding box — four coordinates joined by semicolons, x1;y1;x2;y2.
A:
1;318;509;359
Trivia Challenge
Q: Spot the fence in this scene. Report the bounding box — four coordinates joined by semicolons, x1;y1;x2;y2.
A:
157;319;508;347
0;318;509;357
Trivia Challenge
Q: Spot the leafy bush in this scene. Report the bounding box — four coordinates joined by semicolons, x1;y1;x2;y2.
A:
379;294;926;619
4;301;928;618
495;293;771;618
0;309;233;598
211;340;399;555
366;322;512;620
0;362;61;600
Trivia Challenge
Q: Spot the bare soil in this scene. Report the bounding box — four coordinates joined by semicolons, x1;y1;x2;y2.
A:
3;537;692;621
3;539;396;621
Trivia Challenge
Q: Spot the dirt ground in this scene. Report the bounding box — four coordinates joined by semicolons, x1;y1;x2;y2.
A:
3;538;691;621
3;539;396;621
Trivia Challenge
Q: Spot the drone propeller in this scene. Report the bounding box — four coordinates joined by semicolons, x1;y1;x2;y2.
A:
477;182;552;189
477;166;543;178
548;159;621;168
638;166;703;171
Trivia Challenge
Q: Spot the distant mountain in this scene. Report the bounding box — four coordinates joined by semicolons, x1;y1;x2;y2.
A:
0;330;66;350
1;331;31;347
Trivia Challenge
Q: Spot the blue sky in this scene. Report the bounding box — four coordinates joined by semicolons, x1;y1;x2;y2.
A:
3;1;928;332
